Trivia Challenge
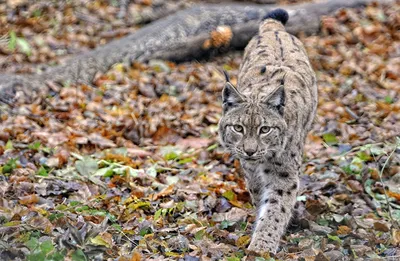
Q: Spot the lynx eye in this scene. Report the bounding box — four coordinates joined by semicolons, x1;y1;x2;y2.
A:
260;126;272;134
233;125;244;133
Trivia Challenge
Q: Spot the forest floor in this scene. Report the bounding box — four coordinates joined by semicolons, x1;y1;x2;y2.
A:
0;0;399;260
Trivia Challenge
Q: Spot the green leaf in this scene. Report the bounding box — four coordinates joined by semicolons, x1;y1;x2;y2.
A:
48;249;66;261
39;240;54;254
178;157;193;164
8;31;16;51
154;209;162;221
322;133;338;146
349;157;363;174
71;249;87;261
194;228;205;240
111;223;122;231
28;141;41;150
75;157;98;176
161;146;181;160
239;221;248;231
27;252;46;261
356;151;371;161
222;190;235;201
327;234;342;243
48;213;64;222
317;218;329;226
37;166;48;177
93;167;114;177
220;220;235;229
139;227;152;237
106;213;117;222
32;9;42;17
206;143;218;151
26;237;39;251
384;96;393;104
5;140;13;150
70;201;81;207
16;37;31;56
2;158;17;174
164;151;179;160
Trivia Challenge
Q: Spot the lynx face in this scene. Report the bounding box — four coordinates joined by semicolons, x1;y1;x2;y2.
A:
218;82;287;161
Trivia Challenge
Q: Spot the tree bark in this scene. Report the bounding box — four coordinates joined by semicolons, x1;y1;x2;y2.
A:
0;0;392;103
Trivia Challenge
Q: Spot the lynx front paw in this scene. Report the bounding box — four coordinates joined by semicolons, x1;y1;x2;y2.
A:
247;237;278;255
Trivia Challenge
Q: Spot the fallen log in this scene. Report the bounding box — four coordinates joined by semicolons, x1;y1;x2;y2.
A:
0;0;392;103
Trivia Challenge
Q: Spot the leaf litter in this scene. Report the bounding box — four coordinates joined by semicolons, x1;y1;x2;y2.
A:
0;0;400;260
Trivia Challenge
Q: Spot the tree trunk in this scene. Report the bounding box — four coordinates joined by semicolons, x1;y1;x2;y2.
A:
0;0;392;103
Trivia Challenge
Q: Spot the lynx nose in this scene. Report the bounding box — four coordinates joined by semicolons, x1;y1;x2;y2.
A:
244;139;257;157
245;150;256;156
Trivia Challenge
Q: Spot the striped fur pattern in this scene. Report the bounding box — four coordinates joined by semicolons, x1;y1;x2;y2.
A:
218;9;317;254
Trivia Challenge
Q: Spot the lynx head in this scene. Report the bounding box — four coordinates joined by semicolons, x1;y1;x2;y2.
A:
218;77;287;162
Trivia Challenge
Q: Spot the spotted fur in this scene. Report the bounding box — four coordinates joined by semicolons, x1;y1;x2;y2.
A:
218;9;317;254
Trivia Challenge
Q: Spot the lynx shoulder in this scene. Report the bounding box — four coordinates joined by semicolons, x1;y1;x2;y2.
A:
218;8;318;254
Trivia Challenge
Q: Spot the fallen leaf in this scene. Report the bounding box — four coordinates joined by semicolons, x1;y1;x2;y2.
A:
19;194;39;205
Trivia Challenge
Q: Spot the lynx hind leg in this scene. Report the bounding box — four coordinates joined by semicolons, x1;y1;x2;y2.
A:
248;175;299;254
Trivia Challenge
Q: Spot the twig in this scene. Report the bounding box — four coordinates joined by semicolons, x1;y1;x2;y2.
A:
375;140;399;229
345;106;359;120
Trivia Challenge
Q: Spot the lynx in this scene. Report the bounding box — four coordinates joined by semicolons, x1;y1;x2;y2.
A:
218;9;317;254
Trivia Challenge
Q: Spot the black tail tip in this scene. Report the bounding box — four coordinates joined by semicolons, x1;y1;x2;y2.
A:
263;8;289;25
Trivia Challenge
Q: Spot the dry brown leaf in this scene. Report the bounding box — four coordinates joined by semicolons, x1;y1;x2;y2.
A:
19;194;39;205
392;229;400;246
337;225;352;235
373;221;390;232
152;185;175;200
130;251;142;261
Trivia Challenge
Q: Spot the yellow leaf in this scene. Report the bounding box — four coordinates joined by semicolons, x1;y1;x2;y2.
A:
127;201;151;211
229;199;243;208
392;229;400;246
236;235;250;248
90;232;113;248
112;63;125;72
165;252;183;257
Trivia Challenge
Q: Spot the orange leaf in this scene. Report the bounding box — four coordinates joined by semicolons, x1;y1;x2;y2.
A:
19;194;39;205
388;191;400;201
337;225;351;235
130;251;142;261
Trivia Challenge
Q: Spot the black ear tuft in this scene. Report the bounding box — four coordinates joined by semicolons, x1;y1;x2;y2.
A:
222;82;244;113
222;70;230;82
263;9;289;25
265;86;285;115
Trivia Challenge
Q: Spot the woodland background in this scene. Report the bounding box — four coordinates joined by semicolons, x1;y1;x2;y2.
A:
0;0;399;260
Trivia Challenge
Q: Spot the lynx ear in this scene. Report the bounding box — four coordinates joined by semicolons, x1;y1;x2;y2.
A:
265;86;285;115
222;82;244;113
